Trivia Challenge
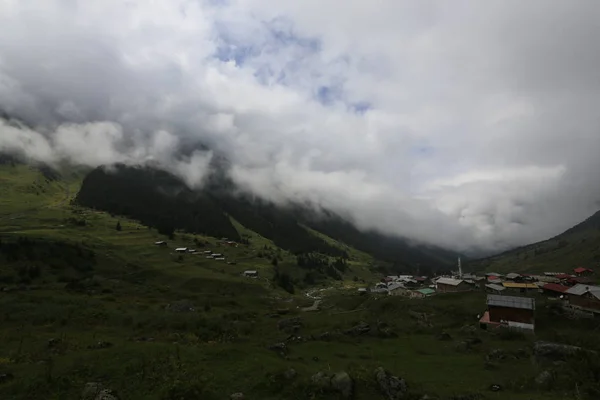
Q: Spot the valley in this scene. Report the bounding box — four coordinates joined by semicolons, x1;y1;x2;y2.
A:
0;162;599;400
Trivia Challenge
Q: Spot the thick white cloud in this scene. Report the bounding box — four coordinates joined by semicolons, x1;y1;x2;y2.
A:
1;0;600;253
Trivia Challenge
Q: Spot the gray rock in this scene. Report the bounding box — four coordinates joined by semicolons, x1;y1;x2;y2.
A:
268;342;288;355
230;393;245;400
535;370;552;386
165;300;195;312
533;341;590;364
311;371;331;388
486;349;505;361
331;371;353;399
81;382;119;400
344;322;370;336
375;367;407;400
283;368;297;380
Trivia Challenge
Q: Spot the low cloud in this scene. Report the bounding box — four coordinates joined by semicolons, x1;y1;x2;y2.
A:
1;0;600;253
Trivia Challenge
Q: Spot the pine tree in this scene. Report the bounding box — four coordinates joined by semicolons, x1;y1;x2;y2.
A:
116;221;122;231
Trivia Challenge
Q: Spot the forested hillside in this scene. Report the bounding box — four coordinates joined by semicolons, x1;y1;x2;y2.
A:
75;164;458;269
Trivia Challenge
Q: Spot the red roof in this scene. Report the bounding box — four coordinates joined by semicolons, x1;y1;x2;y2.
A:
414;277;426;282
542;283;569;293
487;276;499;281
574;267;593;273
556;274;572;279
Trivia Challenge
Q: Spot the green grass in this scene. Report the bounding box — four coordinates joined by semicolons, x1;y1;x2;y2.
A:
0;163;598;399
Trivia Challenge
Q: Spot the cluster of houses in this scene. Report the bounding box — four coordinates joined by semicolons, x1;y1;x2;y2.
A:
361;264;597;334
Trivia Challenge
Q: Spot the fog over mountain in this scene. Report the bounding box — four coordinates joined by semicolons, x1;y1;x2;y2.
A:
1;0;600;253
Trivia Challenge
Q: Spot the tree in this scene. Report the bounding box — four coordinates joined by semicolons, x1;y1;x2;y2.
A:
115;221;122;231
271;257;278;267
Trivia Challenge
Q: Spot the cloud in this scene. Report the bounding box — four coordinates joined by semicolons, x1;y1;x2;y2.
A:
1;0;600;253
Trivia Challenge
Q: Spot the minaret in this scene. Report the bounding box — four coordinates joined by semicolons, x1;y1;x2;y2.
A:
458;257;462;279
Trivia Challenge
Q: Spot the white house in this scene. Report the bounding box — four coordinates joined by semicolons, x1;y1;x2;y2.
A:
243;270;259;278
175;248;188;253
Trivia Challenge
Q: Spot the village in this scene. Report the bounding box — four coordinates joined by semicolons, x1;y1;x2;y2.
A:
361;259;599;334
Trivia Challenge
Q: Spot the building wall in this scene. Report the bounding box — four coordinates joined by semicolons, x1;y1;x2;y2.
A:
568;294;600;313
488;306;534;324
437;282;470;293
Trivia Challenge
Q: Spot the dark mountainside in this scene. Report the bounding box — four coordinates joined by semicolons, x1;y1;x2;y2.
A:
467;209;600;273
75;164;458;268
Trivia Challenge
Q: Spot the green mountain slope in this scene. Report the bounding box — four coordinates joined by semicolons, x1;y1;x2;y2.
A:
468;210;600;274
75;164;458;270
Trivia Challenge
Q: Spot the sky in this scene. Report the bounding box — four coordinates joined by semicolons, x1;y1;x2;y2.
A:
1;0;600;254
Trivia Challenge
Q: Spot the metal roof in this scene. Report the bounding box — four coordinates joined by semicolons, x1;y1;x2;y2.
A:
485;283;506;292
542;283;570;293
387;283;406;291
416;288;435;295
505;273;521;279
487;294;535;310
436;277;464;286
485;272;502;276
502;282;538;289
565;284;600;296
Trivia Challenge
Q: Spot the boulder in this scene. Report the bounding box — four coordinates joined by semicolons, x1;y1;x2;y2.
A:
375;367;407;399
268;342;288;355
533;341;589;364
311;371;353;399
344;322;370;336
283;368;297;380
331;371;353;399
82;383;119;400
485;349;505;361
230;393;245;400
535;370;552;386
165;300;195;312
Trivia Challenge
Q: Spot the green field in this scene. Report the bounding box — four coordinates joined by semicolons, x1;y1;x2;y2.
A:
0;163;598;399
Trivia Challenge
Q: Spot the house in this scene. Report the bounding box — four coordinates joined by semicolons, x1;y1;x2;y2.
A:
357;288;368;295
154;241;167;246
175;248;188;253
502;282;539;293
485;283;506;294
243;270;259;278
487;275;501;283
544;272;566;277
574;267;594;276
541;283;570;297
555;273;573;281
412;288;435;298
211;253;223;257
436;277;470;293
505;273;521;281
388;283;409;296
565;284;600;313
203;250;212;254
480;294;535;332
187;249;196;253
485;272;503;277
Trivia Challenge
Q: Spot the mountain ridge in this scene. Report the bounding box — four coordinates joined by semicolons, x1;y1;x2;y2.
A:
75;163;459;271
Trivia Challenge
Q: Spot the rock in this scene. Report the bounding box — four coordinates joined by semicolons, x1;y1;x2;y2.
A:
344;322;371;336
283;368;297;380
317;331;331;341
331;371;353;399
0;373;14;384
311;371;331;388
82;382;118;400
435;332;452;341
535;370;552;386
533;341;590;364
165;300;195;312
230;393;245;400
460;325;477;335
375;367;407;399
88;341;113;350
268;342;288;355
486;349;505;361
489;384;502;392
277;317;303;333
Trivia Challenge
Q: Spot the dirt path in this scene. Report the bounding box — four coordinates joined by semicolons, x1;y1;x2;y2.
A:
301;299;322;312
